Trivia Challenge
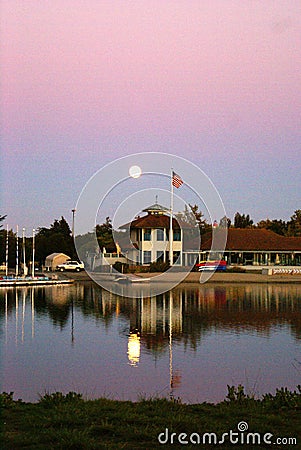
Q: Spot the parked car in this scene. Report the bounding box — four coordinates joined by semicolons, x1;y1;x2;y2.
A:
56;260;84;272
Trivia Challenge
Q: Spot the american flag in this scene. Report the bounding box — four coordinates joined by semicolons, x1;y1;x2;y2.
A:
172;171;183;188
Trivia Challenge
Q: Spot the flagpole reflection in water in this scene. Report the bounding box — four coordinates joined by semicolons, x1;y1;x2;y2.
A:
168;291;182;400
22;289;25;343
31;288;35;339
71;298;74;345
5;290;8;344
15;290;18;345
169;291;173;400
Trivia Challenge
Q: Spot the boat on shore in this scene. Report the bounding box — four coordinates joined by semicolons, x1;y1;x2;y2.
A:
114;275;150;284
196;260;227;271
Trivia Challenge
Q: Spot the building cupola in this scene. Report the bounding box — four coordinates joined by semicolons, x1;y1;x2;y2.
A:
142;196;170;216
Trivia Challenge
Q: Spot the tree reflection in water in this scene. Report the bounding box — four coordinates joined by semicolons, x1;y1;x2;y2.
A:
1;283;301;350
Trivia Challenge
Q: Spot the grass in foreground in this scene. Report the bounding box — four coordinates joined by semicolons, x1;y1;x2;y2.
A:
1;386;301;449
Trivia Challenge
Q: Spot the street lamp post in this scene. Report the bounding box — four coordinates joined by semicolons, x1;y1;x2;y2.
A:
32;229;35;278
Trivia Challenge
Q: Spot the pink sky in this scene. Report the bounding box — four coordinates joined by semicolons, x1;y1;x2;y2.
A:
1;1;301;230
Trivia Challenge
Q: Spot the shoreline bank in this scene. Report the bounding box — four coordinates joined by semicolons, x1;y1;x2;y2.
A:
61;270;301;284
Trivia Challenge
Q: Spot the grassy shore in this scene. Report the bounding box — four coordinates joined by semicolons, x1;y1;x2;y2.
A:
2;387;301;449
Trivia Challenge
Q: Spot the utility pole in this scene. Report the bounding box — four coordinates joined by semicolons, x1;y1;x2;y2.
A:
32;229;35;278
72;209;76;238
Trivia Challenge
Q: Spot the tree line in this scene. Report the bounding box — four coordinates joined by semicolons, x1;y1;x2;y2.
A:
0;208;300;268
177;206;301;237
0;216;76;269
227;209;301;236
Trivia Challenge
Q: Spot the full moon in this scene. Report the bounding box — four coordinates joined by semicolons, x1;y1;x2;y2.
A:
129;165;142;179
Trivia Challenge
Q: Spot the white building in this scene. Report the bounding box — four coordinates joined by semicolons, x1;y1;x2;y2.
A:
119;202;186;266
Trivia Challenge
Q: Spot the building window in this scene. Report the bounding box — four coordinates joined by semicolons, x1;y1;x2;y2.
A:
186;253;198;266
156;228;164;241
173;230;181;241
156;251;164;262
165;230;181;241
143;251;151;264
143;229;151;241
136;251;142;265
173;251;181;265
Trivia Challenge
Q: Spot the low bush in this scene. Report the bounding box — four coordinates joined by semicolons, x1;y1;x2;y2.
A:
0;391;22;408
38;391;83;407
113;262;129;273
149;261;170;272
226;266;246;273
261;386;301;410
127;265;150;273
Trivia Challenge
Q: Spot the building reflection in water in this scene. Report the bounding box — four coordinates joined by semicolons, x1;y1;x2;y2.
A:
125;290;182;396
127;331;140;366
2;283;301;345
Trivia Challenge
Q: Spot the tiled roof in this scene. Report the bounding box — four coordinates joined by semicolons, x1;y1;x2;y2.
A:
120;212;198;230
201;228;301;251
121;214;181;229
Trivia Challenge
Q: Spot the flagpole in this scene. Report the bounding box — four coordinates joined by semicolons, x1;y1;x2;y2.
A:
169;169;174;266
16;225;19;277
32;229;35;278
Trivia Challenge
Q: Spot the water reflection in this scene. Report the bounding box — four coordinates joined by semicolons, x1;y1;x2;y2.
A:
127;332;140;366
1;283;300;402
3;284;301;341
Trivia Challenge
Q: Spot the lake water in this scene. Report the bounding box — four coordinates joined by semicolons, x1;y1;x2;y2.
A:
1;282;300;403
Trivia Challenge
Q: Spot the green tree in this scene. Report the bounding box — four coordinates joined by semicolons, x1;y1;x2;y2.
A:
0;215;7;263
257;219;287;236
50;217;72;237
0;228;21;270
188;204;211;235
234;212;254;228
35;217;76;265
287;210;301;236
0;214;7;228
96;217;116;252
